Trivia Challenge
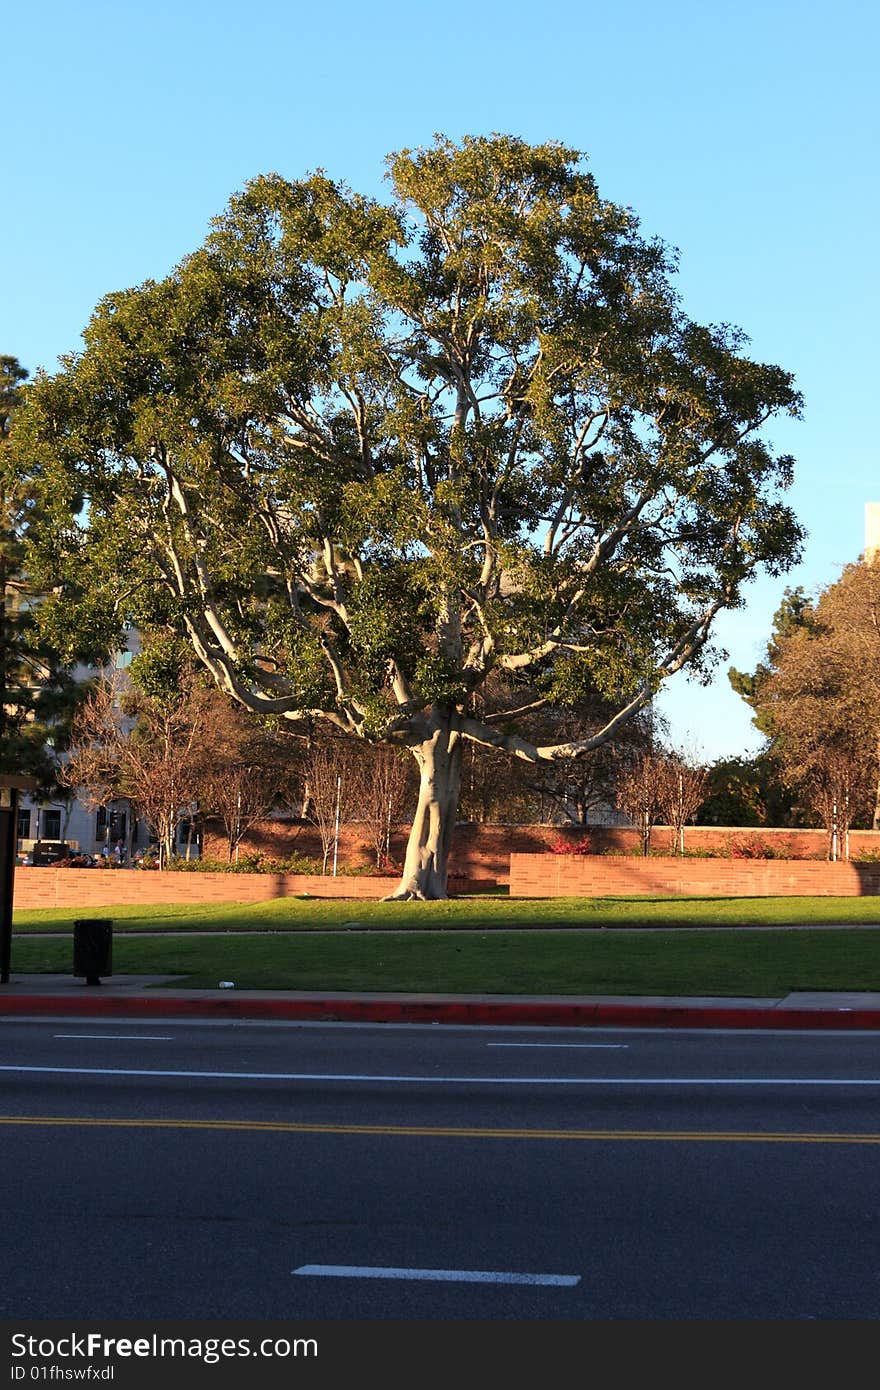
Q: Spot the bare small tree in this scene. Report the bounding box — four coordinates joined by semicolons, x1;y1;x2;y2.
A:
200;762;297;862
62;673;213;868
195;698;301;861
350;745;413;869
615;750;670;856
795;747;871;861
656;751;708;854
301;738;358;874
518;708;657;827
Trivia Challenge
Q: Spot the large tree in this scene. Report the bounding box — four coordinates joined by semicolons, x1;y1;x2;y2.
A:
15;135;804;896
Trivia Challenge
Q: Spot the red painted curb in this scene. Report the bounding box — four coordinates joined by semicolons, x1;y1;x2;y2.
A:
1;995;879;1029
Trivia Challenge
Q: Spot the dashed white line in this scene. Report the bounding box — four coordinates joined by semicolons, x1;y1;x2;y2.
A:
293;1264;580;1286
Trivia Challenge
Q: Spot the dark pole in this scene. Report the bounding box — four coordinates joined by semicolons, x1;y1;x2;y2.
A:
0;786;18;984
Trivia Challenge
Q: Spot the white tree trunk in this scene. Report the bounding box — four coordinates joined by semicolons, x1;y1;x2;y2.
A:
386;713;461;900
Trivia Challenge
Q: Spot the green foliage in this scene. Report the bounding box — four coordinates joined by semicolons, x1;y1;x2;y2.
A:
129;635;193;706
0;355;92;794
728;586;815;738
538;647;651;705
168;851;322;874
412;652;468;706
696;753;799;827
345;565;432;686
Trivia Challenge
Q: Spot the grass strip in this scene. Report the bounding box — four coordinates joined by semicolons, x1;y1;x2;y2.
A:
9;927;880;995
13;894;880;934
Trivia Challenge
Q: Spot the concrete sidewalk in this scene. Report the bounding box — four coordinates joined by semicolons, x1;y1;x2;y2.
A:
2;972;880;1029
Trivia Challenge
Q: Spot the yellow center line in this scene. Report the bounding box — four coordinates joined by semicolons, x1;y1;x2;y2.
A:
1;1116;879;1143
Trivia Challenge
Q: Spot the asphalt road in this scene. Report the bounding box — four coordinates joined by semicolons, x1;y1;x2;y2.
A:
3;1018;880;1320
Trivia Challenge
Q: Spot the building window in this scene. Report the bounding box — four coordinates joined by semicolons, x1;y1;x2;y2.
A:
114;622;135;669
17;807;31;840
41;809;62;840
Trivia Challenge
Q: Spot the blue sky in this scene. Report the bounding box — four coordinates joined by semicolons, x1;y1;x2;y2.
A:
7;0;878;763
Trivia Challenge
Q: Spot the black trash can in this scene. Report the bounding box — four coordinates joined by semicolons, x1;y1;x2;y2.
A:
73;918;113;985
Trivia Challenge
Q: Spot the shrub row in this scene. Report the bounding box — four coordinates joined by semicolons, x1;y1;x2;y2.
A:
548;833;867;861
166;853;396;876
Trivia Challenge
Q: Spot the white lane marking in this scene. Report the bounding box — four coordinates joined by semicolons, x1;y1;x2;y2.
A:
293;1264;580;1286
3;1065;880;1087
53;1035;174;1041
487;1043;628;1049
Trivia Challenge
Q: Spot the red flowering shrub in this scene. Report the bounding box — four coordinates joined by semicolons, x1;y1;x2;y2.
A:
550;835;593;854
729;834;775;860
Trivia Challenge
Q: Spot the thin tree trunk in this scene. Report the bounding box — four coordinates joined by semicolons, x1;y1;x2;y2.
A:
386;711;461;901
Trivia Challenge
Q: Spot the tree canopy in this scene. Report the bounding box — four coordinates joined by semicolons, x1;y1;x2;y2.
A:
695;753;798;828
728;585;816;740
14;134;804;894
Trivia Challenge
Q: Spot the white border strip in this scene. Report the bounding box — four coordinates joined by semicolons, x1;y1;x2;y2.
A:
3;1064;880;1086
293;1264;580;1286
53;1035;174;1041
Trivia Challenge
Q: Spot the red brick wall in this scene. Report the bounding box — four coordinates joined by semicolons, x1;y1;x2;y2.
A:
200;820;571;882
16;851;880;911
12;867;492;912
509;853;880;898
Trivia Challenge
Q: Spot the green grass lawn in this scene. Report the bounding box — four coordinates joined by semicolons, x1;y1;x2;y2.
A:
13;893;880;934
9;899;880;995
